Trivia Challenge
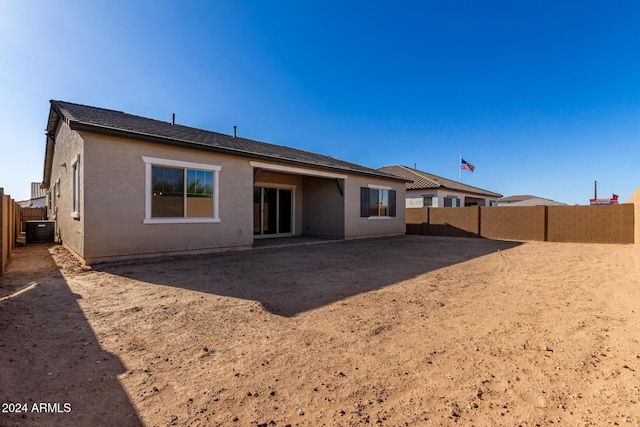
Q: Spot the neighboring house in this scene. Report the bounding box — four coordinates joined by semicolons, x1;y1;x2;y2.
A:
378;165;502;208
18;182;47;208
498;195;566;206
42;101;407;264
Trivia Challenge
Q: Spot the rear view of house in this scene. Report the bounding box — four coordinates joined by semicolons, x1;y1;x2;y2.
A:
42;101;406;264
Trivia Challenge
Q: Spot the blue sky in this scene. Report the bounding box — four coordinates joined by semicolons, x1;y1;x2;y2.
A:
1;1;639;204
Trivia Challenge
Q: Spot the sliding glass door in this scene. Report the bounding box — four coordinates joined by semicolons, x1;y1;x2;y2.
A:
253;186;293;236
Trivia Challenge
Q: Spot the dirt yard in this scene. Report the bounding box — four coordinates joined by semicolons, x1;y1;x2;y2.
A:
1;236;640;426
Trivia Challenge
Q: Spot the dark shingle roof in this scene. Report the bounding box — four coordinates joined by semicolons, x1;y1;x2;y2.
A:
49;100;404;181
378;165;502;198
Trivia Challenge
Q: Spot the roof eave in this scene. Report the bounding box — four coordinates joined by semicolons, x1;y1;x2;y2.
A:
409;187;502;198
436;186;503;198
42;106;61;189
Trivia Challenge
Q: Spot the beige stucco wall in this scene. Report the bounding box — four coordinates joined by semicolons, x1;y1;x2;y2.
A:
82;133;254;263
344;175;406;239
302;176;345;238
48;122;85;257
627;187;640;252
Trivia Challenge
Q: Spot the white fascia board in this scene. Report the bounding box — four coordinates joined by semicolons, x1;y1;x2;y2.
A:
367;183;392;190
142;156;222;172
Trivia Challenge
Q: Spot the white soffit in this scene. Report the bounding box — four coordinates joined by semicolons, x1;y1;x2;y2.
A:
249;161;348;180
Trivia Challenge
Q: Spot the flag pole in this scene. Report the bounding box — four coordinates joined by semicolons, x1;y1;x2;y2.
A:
459;153;462;182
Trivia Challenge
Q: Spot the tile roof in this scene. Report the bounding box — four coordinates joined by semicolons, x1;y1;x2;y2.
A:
48;100;404;181
500;197;566;206
497;195;537;203
378;165;502;198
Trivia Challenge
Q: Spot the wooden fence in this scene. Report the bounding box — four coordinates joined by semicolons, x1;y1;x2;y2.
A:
0;188;20;276
20;207;47;233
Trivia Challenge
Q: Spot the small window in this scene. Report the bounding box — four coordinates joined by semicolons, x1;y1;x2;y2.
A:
361;186;396;218
423;196;433;207
444;196;460;207
52;180;59;219
71;155;80;218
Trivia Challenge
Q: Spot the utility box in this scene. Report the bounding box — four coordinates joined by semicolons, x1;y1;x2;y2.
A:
26;221;55;243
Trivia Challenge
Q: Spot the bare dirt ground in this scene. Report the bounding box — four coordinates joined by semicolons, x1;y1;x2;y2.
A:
1;235;640;426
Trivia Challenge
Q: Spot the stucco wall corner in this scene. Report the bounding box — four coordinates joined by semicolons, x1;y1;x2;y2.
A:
626;186;640;252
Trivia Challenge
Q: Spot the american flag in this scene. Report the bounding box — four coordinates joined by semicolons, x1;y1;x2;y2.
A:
461;158;475;173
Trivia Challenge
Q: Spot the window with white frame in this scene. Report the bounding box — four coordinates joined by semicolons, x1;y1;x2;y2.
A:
142;156;221;223
71;155;80;218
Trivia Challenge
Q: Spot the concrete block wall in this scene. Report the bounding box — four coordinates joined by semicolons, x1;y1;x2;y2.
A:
429;206;479;237
547;204;634;244
406;207;427;224
407;202;635;244
481;206;546;241
619;206;634;243
628;187;640;253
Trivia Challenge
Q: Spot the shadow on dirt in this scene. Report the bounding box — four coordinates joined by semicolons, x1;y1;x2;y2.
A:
0;244;142;426
98;235;522;317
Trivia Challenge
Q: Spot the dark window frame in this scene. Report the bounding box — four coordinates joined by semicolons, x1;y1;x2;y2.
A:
361;186;396;218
